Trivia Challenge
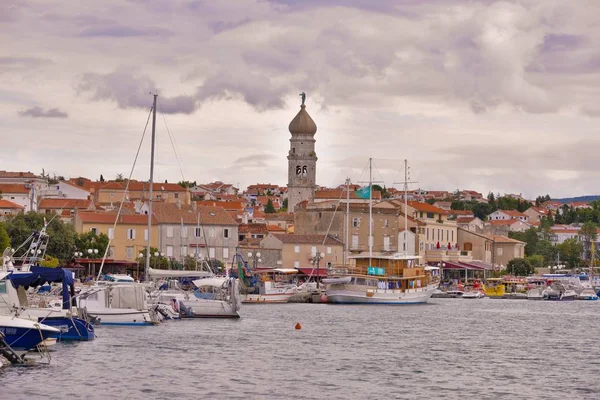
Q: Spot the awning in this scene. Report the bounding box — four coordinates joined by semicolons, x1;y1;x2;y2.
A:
440;261;487;271
297;268;328;277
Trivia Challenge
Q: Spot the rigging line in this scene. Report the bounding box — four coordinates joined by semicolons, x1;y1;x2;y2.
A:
161;113;186;183
96;106;153;281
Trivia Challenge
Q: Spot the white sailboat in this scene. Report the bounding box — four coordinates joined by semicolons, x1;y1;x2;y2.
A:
325;158;437;304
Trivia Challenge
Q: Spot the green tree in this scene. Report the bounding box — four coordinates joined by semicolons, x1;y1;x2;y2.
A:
0;222;10;251
536;240;558;268
509;228;539;256
4;212;77;264
100;174;105;182
264;199;276;213
75;231;109;258
177;180;197;188
557;238;583;269
115;173;124;182
281;198;288;211
40;255;60;268
579;221;597;263
139;247;169;269
526;254;544;270
506;258;534;276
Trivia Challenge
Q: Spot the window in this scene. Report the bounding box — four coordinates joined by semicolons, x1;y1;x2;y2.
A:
166;245;173;257
181;227;188;238
127;229;135;239
167;226;174;238
144;229;149;241
108;246;115;258
384;236;390;251
90;227;98;235
352;217;360;228
426;228;429;240
384;219;389;228
311;246;317;255
110;192;115;198
108;228;114;239
497;248;503;256
126;246;134;259
223;228;229;239
182;246;188;257
327;247;332;254
294;261;300;268
295;246;300;253
209;248;215;258
174;193;179;199
352;235;359;248
194;227;203;238
451;231;454;242
209;228;216;238
223;248;229;260
427;212;434;219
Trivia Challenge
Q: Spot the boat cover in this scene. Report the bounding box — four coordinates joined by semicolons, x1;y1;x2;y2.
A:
8;267;74;309
148;267;212;279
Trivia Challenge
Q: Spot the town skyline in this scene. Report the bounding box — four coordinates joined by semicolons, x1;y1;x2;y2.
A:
2;1;600;198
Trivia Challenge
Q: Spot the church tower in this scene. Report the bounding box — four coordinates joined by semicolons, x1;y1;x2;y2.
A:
287;96;317;212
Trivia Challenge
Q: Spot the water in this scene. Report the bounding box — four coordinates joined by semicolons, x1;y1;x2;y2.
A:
2;299;600;399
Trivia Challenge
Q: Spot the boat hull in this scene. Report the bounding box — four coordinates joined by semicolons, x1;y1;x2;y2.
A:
177;300;240;318
0;317;59;352
86;309;156;326
326;288;435;304
242;293;296;303
37;317;95;341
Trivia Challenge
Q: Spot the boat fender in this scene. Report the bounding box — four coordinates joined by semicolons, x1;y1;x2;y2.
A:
295;322;301;330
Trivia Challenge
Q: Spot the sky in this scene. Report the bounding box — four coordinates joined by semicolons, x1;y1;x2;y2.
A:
2;0;600;199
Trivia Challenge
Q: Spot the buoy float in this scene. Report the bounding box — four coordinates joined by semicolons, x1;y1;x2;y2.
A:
320;295;328;303
295;322;302;330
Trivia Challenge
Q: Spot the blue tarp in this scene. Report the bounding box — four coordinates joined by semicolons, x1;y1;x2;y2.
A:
8;267;74;310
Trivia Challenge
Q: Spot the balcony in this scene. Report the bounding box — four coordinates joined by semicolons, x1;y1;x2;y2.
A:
423;249;473;263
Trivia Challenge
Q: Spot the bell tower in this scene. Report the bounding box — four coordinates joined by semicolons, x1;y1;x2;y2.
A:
287;93;317;212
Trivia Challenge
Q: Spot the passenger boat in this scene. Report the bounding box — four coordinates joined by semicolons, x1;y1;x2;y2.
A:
325;253;437;304
483;278;505;298
542;282;577;301
577;288;599;301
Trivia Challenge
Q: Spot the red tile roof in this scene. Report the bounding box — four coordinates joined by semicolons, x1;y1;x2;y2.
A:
39;198;94;209
0;184;30;194
196;200;246;211
492;235;525;244
456;217;476;224
78;212;157;225
0;171;37;178
267;224;286;232
488;219;527;226
0;199;24;209
498;209;526;218
407;201;448;214
152;203;237;226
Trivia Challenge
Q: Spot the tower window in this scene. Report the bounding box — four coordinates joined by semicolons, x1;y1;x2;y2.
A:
292;148;295;153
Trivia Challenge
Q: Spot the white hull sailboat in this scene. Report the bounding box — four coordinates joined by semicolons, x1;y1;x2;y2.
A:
240;269;299;303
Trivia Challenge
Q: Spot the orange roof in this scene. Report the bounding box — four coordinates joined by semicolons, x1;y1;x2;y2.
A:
492;235;525;244
314;189;382;200
456;217;476;224
152;203;237;226
0;184;30;194
78;212;157;225
498;209;526;217
407;201;447;214
267;224;286;232
0;199;24;209
488;219;527;226
0;170;37;178
449;210;474;216
196;200;245;211
39;198;93;209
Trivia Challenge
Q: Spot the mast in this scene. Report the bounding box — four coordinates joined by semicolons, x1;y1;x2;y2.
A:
145;93;157;282
344;177;350;265
369;157;373;266
404;159;408;254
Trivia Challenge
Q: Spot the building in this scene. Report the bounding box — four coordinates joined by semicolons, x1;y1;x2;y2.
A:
150;203;238;264
457;228;493;264
0;199;25;217
485;219;531;234
39;181;91;200
39;198;96;223
456;217;484;232
287;100;318;212
491;235;526;269
94;181;191;206
260;233;343;270
313;189;382;204
487;210;529;222
0;184;34;212
74;212;158;261
523;206;548;224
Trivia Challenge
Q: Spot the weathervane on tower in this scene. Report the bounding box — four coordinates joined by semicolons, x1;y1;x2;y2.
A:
299;91;306;106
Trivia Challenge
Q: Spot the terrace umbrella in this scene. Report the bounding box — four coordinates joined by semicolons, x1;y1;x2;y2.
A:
436;242;440;249
448;242;451;249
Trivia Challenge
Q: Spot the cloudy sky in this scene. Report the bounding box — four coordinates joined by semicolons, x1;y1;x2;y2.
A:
2;0;599;199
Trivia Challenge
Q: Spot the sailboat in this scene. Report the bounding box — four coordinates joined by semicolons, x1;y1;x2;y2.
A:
76;95;165;326
324;158;438;304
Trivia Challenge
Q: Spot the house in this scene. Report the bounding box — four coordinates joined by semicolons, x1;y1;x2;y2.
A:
460;190;484;201
568;202;592;209
523;206;548;224
265;212;295;232
433;201;452;211
456;217;484;232
457;228;493;264
491;235;526;269
0;184;33;212
39;198;96;223
245;184;280;196
541;200;562;212
39;181;91;200
151;203;238;263
260;233;344;270
402;201;458;259
238;223;270;241
94;181;191;206
487;209;529;222
485;219;531;235
550;228;579;245
294;200;421;256
74;212;158;261
448;209;475;219
0;199;25;217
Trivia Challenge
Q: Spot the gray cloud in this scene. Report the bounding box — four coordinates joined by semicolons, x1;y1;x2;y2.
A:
78;68;196;114
78;25;172;38
234;154;277;168
18;106;68;118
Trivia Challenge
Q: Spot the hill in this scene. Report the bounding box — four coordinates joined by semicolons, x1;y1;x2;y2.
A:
552;195;600;204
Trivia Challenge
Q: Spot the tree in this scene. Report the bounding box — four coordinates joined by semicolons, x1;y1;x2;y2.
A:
526;254;544;270
506;258;535;276
557;238;584;269
579;221;597;263
509;228;539;256
3;212;77;263
0;222;10;251
264;199;276;214
40;255;59;268
139;247;169;269
100;174;105;182
487;192;495;203
282;199;288;211
536;240;558;268
177;181;196;188
115;173;124;182
75;231;109;258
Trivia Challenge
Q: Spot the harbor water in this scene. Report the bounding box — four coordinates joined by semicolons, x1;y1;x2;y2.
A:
2;299;600;399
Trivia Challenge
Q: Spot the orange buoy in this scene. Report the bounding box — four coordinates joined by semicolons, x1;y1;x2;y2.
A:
295;322;302;330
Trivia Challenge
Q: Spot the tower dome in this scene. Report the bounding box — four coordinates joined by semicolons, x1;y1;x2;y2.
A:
288;105;317;135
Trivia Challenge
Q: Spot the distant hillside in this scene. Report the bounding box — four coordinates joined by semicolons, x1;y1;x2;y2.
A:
553;195;600;204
